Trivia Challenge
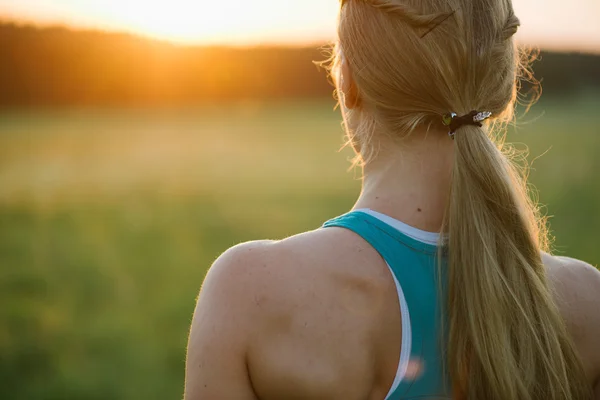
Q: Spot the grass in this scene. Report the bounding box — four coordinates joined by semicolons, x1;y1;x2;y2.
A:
0;95;598;400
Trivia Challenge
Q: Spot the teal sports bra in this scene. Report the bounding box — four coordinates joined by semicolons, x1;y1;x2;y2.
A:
323;210;451;399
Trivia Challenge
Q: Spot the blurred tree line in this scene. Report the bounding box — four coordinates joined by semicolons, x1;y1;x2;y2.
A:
1;22;599;107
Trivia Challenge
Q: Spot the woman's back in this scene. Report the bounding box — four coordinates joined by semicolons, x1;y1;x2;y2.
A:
185;208;600;399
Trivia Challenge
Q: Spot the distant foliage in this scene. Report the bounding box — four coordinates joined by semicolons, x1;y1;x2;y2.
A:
0;23;332;107
0;22;599;107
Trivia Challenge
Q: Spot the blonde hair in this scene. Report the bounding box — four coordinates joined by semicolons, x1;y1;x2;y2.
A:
331;0;592;399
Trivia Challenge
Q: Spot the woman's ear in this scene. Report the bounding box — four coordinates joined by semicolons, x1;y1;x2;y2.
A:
340;55;360;109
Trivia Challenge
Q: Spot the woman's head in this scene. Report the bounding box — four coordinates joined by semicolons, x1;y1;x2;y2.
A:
333;2;592;399
335;0;520;162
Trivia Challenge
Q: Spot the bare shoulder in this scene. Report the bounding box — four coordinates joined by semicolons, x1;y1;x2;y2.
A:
185;238;306;399
192;235;317;334
196;236;310;324
200;226;385;322
542;253;600;384
188;227;392;400
191;225;382;352
196;239;280;327
200;239;281;308
543;253;600;312
184;240;279;399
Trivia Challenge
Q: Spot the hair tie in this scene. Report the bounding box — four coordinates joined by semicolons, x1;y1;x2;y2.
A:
442;111;492;139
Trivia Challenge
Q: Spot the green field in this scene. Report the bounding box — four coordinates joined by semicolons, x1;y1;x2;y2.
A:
1;96;599;400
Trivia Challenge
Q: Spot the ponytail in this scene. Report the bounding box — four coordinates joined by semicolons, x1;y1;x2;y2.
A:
444;124;591;399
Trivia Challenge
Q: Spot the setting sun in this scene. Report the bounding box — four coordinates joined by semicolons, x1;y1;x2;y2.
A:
91;0;305;44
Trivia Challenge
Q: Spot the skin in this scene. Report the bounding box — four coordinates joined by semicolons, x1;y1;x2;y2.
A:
184;64;600;400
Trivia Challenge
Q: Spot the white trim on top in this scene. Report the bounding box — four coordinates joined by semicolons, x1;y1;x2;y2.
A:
356;209;441;246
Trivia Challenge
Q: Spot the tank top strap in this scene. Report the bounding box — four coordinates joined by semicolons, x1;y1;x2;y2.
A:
323;210;438;257
322;211;451;399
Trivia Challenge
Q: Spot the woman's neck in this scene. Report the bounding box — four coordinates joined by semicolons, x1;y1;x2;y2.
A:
353;129;455;233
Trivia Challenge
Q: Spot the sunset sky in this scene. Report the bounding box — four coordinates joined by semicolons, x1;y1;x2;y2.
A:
1;0;599;51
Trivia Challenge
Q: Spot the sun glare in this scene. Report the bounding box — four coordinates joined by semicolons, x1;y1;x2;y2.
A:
80;0;337;45
88;0;244;43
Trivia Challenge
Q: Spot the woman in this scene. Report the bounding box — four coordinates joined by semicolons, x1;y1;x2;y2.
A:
184;0;600;399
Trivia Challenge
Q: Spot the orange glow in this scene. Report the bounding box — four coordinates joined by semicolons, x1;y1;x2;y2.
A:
88;0;271;44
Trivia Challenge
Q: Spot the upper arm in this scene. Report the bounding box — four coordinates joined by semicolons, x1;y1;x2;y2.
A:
549;256;600;389
184;242;273;400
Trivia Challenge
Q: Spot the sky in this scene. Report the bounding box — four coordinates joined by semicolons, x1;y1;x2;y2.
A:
1;0;599;51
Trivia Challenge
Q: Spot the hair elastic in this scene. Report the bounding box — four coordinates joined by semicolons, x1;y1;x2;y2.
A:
442;110;492;139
